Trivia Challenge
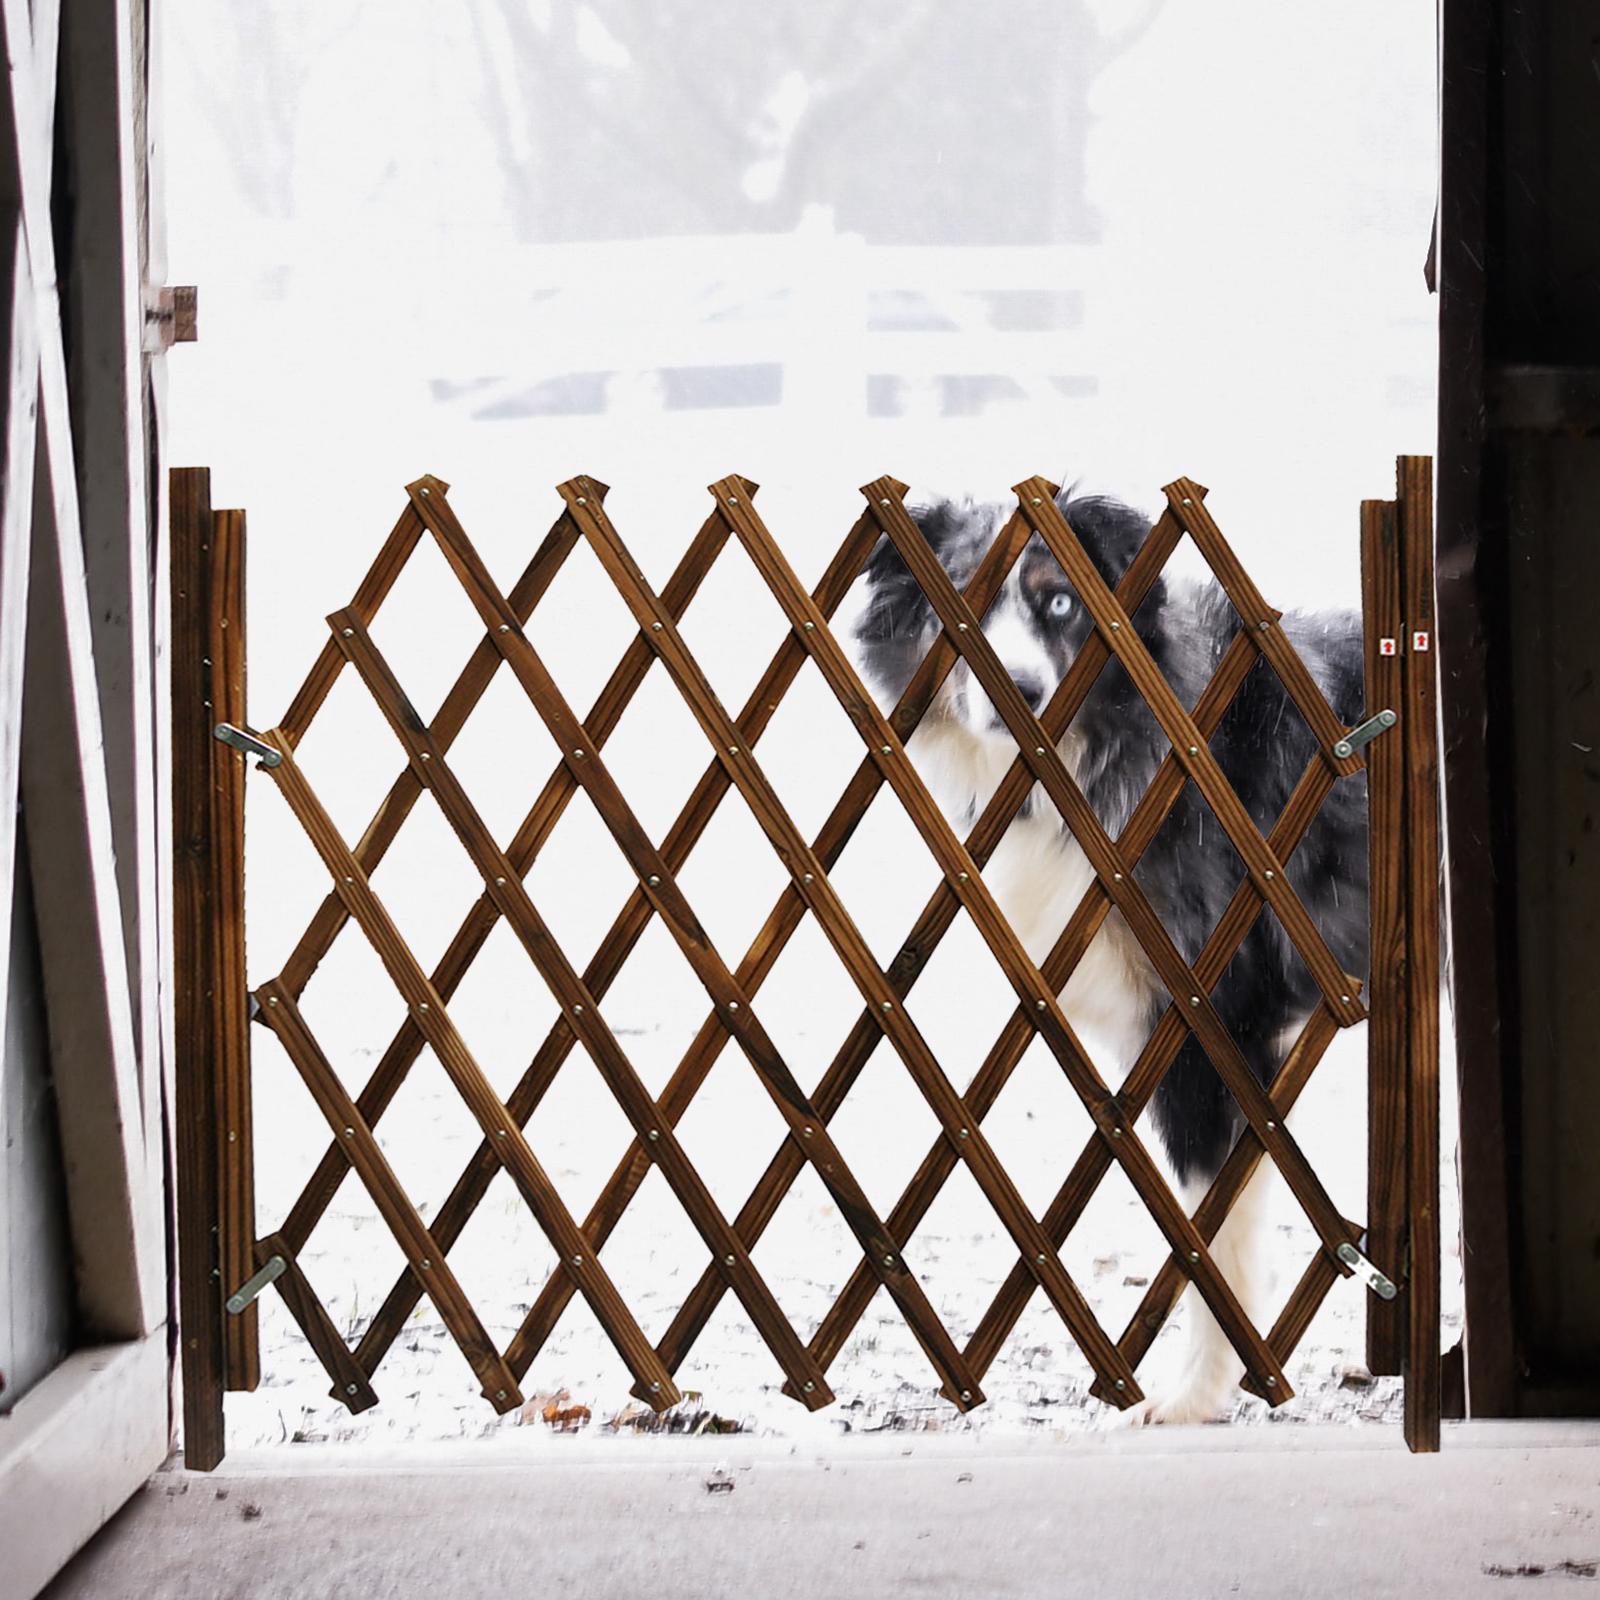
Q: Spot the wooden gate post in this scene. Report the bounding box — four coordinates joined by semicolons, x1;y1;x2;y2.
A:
170;467;255;1470
1398;454;1442;1452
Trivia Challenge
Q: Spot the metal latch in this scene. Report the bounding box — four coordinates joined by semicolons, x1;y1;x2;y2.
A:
1332;709;1397;760
226;1253;286;1314
213;722;283;767
1336;1240;1398;1300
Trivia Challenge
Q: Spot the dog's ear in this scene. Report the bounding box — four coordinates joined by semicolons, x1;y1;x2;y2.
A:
858;500;960;644
1055;493;1153;589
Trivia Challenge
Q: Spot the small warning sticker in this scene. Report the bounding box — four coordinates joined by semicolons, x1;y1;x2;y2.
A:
1412;630;1430;652
1379;637;1398;657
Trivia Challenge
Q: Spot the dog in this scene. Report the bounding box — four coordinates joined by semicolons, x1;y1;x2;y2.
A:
854;486;1368;1423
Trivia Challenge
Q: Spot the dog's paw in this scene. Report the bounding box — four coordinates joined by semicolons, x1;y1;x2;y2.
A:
1113;1378;1236;1428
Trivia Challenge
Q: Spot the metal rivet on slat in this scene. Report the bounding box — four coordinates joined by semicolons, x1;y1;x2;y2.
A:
880;745;892;755
802;1126;814;1139
420;1259;431;1270
573;749;585;759
497;1130;507;1139
1187;745;1199;756
957;871;969;882
803;1381;816;1393
495;1389;507;1401
1035;746;1046;757
1035;999;1047;1011
343;1127;354;1139
1264;870;1276;881
498;624;510;634
576;497;586;505
419;752;430;762
880;498;890;506
803;621;815;631
961;1389;972;1401
728;746;739;755
1112;872;1123;882
647;874;660;886
728;1001;739;1011
266;996;277;1006
724;1253;736;1266
883;1254;895;1267
420;488;431;498
802;872;814;883
880;1001;893;1012
1110;1127;1123;1139
651;622;662;631
494;875;506;886
573;1004;584;1014
347;1383;360;1395
1265;1376;1277;1387
1259;620;1271;632
1189;996;1200;1007
957;1128;969;1139
1188;1250;1199;1262
957;622;968;631
343;875;354;884
1342;994;1352;1004
1036;1253;1047;1265
1109;621;1120;632
1265;1120;1276;1132
418;1002;430;1012
571;1255;583;1267
1182;496;1193;506
1031;497;1042;505
341;627;354;637
649;1381;661;1393
1114;1378;1127;1391
646;1129;659;1141
728;497;738;505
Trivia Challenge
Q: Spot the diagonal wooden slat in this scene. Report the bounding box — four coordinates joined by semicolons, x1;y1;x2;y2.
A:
1239;1248;1345;1401
864;480;1360;1277
328;606;843;1410
255;1231;378;1414
398;485;983;1407
701;475;1293;1403
276;492;727;1255
501;504;1037;1386
254;731;682;1409
255;980;523;1414
559;475;1146;1404
1017;477;1367;1028
349;496;882;1387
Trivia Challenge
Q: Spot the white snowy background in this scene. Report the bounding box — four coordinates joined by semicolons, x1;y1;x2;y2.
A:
161;0;1458;1450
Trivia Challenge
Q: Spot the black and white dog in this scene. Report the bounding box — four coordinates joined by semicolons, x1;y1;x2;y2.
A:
855;487;1368;1423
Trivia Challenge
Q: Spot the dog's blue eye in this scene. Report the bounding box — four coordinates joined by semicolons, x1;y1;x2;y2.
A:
1046;593;1072;618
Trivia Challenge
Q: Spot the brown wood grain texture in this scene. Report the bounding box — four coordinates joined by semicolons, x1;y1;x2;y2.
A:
968;759;1346;1381
276;495;724;1254
256;1231;378;1413
327;605;846;1410
801;623;1265;1386
559;475;1147;1404
719;474;1298;1403
208;506;258;1391
254;980;522;1413
1238;1249;1343;1400
169;466;227;1469
353;497;883;1387
276;501;584;998
512;508;1054;1388
1110;1006;1343;1400
1022;478;1366;1028
875;480;1357;1275
1363;496;1408;1376
276;489;433;746
401;484;993;1404
1399;454;1441;1454
255;731;681;1409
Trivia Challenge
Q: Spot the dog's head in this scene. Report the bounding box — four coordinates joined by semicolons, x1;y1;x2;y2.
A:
855;489;1157;746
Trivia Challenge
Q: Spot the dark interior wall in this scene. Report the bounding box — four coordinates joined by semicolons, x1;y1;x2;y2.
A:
1440;0;1600;1414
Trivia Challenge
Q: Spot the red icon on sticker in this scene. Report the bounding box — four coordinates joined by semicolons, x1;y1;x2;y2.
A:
1412;631;1430;652
1379;638;1398;656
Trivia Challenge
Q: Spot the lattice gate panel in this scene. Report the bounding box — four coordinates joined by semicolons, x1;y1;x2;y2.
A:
172;460;1442;1464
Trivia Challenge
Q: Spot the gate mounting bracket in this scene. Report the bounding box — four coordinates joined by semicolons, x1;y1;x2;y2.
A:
214;721;283;767
1332;709;1398;760
1337;1239;1399;1300
226;1253;286;1315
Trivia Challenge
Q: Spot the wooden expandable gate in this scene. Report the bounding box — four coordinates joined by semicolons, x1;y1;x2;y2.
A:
171;458;1442;1467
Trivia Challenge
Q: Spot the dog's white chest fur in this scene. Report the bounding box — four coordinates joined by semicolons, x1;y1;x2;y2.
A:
908;720;1156;1073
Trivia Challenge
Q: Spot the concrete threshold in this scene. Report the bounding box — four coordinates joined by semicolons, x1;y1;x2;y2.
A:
43;1423;1600;1600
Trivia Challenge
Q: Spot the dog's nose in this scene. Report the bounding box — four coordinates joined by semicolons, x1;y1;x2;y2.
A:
1011;671;1047;711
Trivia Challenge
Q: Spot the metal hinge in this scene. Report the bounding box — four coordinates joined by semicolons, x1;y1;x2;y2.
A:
1337;1239;1399;1300
226;1254;286;1315
1332;709;1398;760
213;722;282;768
